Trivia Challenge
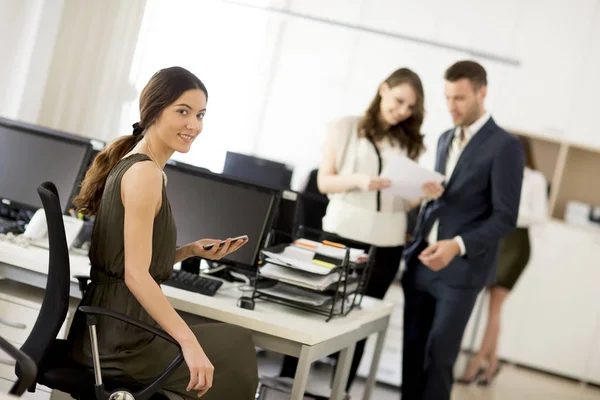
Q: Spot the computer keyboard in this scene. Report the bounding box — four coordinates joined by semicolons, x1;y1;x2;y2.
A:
163;270;223;297
0;217;22;234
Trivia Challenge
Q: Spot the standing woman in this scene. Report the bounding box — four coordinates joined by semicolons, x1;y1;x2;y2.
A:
458;136;548;385
67;66;257;399
281;68;437;392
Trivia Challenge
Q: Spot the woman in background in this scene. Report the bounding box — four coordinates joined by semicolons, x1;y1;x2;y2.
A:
68;66;257;399
458;136;548;385
280;67;443;393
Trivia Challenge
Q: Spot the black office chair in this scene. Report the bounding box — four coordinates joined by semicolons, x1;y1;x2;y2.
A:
0;334;36;396
16;182;183;400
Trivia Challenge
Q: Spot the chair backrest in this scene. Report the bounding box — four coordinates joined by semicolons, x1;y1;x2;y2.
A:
19;182;71;368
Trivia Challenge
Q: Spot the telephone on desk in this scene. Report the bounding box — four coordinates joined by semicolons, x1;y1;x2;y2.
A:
22;208;84;249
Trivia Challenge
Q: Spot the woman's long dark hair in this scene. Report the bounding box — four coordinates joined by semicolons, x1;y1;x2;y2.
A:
73;67;207;216
358;68;425;160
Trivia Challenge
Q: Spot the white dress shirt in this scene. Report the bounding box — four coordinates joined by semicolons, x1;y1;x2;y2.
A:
427;112;491;255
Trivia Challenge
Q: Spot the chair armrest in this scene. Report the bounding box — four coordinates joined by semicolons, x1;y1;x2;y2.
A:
0;336;37;396
78;306;179;346
73;275;91;295
78;306;183;400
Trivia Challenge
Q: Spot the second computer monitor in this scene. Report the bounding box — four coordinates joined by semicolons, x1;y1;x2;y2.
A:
223;151;293;191
0;117;94;212
165;161;279;270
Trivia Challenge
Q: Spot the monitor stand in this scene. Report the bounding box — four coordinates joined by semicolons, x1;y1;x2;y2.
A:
180;257;201;274
180;257;252;285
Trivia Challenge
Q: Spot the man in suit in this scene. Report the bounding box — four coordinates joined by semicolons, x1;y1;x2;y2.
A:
401;61;525;400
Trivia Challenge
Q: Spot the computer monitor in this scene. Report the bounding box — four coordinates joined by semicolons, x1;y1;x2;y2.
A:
164;160;279;271
270;190;303;245
223;151;293;191
0;117;94;213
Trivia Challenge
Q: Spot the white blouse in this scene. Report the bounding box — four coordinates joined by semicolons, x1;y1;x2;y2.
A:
321;116;410;247
517;167;548;228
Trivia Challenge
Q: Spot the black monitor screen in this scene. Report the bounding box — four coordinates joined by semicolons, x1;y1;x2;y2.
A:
223;151;293;191
165;162;278;269
0;118;92;211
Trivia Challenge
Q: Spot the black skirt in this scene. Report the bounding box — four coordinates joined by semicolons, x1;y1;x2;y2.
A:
495;227;531;290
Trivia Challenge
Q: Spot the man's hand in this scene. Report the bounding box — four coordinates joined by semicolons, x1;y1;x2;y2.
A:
422;181;444;200
418;239;461;271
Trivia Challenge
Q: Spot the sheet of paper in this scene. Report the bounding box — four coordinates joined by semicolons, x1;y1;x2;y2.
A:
380;154;445;199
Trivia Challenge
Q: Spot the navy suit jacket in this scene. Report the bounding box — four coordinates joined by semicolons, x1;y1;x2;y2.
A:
404;117;525;288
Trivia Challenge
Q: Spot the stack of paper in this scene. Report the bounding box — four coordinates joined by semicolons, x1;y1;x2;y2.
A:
262;246;333;275
258;282;332;307
293;239;368;263
260;263;341;291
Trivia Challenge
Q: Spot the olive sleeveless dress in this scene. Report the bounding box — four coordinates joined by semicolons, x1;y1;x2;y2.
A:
66;154;258;399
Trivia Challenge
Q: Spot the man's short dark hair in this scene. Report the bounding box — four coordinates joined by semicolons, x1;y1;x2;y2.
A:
445;61;487;89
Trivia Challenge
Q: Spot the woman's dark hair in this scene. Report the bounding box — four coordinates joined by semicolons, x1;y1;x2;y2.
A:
74;66;207;216
358;68;425;160
517;135;536;170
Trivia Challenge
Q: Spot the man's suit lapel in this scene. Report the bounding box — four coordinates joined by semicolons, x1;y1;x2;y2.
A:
445;118;496;190
436;130;454;176
412;130;452;240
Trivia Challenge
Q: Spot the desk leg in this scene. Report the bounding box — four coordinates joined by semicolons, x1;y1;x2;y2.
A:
363;319;389;400
290;345;313;400
330;342;356;400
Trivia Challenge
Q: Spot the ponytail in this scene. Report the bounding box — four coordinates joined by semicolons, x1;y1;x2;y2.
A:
73;132;142;216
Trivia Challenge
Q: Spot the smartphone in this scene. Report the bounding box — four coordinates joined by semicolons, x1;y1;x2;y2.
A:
202;235;248;250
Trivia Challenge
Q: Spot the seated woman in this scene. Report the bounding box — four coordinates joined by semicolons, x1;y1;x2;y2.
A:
67;66;258;399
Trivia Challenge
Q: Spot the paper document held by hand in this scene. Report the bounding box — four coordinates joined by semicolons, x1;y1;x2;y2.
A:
380;154;445;199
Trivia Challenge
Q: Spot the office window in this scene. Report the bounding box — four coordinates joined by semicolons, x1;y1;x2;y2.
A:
124;0;279;172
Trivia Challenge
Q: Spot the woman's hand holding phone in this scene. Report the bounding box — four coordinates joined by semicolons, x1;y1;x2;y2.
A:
189;235;248;260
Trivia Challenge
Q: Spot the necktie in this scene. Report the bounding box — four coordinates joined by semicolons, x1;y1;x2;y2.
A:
459;127;467;147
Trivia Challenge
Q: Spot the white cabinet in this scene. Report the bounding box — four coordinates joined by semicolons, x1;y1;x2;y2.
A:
356;282;403;387
567;5;600;150
0;298;41;345
0;377;51;400
508;222;600;379
462;221;600;381
0;279;77;397
584;310;600;385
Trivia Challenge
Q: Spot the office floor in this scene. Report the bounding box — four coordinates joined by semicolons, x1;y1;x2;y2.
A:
257;351;600;399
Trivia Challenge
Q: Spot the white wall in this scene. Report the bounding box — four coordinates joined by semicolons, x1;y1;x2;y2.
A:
246;0;600;186
1;0;599;188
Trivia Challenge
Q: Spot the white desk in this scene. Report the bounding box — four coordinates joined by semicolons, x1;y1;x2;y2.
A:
0;241;393;400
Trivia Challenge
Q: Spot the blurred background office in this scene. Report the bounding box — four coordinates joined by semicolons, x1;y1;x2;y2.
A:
2;0;600;399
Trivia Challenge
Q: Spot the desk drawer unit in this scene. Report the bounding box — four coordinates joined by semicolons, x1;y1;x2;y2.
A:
0;339;19;380
0;377;51;400
0;298;39;345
